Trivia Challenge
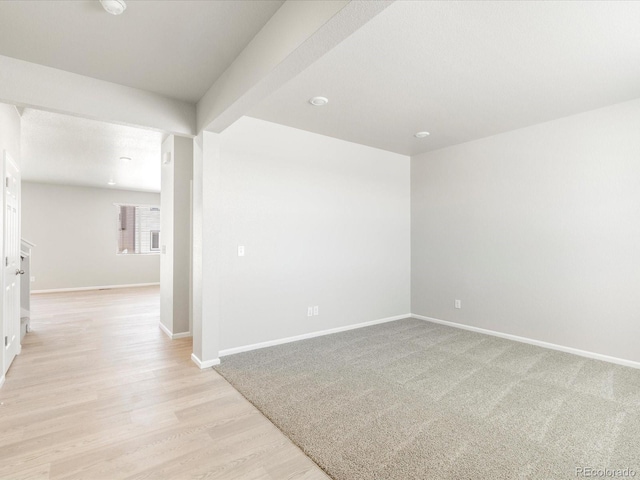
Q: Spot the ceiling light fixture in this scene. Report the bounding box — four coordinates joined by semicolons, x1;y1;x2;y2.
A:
120;156;131;162
100;0;127;15
309;96;329;106
107;179;116;186
414;131;430;138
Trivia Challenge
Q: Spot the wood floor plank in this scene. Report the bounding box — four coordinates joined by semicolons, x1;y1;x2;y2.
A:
0;287;328;480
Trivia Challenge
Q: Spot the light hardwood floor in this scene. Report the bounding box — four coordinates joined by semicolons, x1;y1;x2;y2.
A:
0;286;329;480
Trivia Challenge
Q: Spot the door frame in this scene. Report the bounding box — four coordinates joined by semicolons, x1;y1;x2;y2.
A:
2;150;21;378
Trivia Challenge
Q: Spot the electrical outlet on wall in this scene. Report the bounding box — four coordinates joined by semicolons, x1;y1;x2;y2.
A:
30;276;35;282
455;299;462;309
307;307;313;317
313;306;319;315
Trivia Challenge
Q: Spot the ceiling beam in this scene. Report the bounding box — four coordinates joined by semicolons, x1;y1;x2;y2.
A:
197;0;394;134
0;55;196;136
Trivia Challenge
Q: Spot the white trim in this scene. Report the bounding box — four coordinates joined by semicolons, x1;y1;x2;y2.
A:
159;322;172;338
172;331;192;339
219;313;411;357
158;322;192;340
0;375;5;389
113;202;160;209
412;314;640;370
21;238;36;248
191;353;220;369
32;282;160;294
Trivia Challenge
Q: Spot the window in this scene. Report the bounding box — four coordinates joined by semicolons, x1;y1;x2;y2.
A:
150;230;160;251
116;204;161;255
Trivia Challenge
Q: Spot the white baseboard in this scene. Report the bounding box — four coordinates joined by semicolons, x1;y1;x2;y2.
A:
172;331;192;339
159;322;171;338
191;353;220;369
219;313;411;357
32;282;160;294
412;314;640;370
0;374;5;389
159;322;192;340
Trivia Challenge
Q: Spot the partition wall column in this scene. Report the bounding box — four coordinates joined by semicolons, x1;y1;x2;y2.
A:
191;131;221;368
160;135;193;338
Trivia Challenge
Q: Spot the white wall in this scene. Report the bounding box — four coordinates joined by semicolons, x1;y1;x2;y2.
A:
173;137;193;334
0;102;21;379
22;182;160;291
191;131;221;366
0;104;20;167
411;98;640;363
0;54;195;136
160;136;193;336
160;137;174;333
217;117;410;351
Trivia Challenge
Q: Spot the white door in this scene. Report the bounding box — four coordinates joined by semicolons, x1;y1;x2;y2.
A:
3;151;21;375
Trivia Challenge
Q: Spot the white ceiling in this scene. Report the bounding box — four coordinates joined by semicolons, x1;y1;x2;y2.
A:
0;0;283;103
250;0;640;156
21;109;162;192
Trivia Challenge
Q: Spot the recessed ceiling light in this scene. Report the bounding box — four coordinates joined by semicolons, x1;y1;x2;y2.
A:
100;0;127;15
107;179;116;186
309;96;329;106
414;131;430;138
120;156;131;162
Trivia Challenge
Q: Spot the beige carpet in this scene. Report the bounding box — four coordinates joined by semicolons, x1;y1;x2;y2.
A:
215;318;640;479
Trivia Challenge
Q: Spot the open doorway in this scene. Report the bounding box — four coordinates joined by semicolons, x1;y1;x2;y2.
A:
15;108;168;363
1;104;194;385
20;108;163;294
